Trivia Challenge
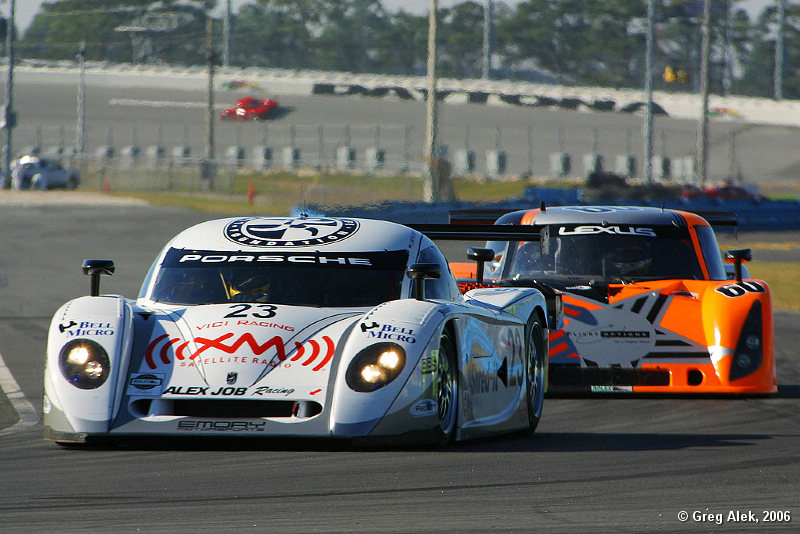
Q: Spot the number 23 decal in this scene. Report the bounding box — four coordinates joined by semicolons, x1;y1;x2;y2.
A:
224;304;278;319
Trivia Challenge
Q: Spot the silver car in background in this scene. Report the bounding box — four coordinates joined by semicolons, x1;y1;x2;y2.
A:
11;155;81;190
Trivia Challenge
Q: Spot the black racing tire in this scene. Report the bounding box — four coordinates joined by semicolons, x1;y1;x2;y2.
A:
525;317;546;432
435;329;458;444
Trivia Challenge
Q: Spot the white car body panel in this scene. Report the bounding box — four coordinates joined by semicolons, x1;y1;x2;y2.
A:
43;217;553;444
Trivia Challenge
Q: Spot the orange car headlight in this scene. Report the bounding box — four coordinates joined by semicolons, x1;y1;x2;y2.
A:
729;301;763;381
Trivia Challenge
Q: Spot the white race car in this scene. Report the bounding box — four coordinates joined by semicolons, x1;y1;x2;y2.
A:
43;216;561;446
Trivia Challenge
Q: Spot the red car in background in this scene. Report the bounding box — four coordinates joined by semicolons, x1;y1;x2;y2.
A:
219;96;278;120
681;183;765;203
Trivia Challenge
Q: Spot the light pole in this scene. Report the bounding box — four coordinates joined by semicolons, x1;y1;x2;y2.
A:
2;0;15;189
76;40;86;157
775;0;785;100
696;0;711;186
482;0;493;80
423;0;439;203
203;18;216;190
643;0;655;185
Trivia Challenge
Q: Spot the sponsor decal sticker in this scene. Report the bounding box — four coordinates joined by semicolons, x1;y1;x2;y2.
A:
127;373;165;395
360;322;417;343
59;320;115;337
144;332;335;373
558;225;656;237
224;217;359;248
252;386;295;397
410;399;438;417
177;420;266;432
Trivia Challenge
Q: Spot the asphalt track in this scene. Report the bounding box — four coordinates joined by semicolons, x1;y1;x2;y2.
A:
0;202;798;533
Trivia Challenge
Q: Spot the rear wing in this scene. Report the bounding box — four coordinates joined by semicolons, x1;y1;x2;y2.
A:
408;223;540;242
448;206;740;228
448;208;522;225
689;210;739;227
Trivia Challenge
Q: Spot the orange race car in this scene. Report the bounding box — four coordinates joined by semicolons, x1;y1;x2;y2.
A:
414;205;776;395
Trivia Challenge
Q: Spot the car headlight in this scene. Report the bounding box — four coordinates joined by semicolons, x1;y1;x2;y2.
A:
729;301;763;382
59;339;110;389
346;343;407;392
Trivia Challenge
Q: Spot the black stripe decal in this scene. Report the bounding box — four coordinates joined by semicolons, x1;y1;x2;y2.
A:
641;351;710;359
655;340;691;347
631;296;648;314
646;294;669;324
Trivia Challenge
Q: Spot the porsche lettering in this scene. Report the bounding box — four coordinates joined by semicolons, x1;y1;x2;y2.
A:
178;254;371;265
558;226;657;237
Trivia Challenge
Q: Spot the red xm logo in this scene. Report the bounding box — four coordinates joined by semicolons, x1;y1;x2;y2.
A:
145;332;334;371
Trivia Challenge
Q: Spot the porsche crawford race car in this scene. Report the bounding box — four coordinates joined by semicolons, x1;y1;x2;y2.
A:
420;205;776;395
43;216;561;445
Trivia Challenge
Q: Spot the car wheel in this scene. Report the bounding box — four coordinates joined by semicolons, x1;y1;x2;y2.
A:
67;177;78;190
435;329;458;443
525;317;546;432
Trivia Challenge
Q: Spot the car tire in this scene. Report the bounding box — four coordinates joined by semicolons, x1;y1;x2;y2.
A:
525;316;546;432
435;329;458;444
67;177;78;190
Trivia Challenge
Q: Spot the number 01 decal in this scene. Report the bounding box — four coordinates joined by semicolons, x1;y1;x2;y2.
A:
715;281;766;298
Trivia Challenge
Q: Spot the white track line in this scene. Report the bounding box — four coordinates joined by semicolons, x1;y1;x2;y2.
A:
0;351;41;436
110;98;220;109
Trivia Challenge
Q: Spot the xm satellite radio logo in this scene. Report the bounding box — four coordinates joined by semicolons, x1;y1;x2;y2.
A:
224;217;359;247
144;332;335;372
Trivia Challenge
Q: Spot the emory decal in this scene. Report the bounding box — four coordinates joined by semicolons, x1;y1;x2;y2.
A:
177;420;266;432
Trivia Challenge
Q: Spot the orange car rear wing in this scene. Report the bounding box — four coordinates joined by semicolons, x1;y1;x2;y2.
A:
449;207;739;228
689;210;739;227
448;208;519;224
409;223;540;242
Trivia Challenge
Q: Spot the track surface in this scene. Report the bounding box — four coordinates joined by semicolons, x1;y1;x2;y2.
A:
0;204;797;533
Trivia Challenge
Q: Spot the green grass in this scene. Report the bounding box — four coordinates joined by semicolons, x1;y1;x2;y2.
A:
112;170;542;216
746;262;800;312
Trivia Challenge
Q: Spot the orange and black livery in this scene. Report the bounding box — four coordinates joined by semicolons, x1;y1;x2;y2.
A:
415;205;776;395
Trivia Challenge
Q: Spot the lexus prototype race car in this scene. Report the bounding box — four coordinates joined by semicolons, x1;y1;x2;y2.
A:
419;205;776;395
43;216;561;446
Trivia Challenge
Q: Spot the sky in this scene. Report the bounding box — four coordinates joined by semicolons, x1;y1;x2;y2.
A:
14;0;771;34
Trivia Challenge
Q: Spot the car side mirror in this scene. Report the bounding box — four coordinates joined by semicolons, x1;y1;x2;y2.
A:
82;259;115;296
724;248;751;282
467;247;495;284
407;263;440;301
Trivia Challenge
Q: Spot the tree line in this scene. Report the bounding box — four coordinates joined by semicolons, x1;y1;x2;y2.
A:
14;0;800;99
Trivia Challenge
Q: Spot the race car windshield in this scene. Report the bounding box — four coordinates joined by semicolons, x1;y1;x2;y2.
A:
149;248;408;307
508;225;704;282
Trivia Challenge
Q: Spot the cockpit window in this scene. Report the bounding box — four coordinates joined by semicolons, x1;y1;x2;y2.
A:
694;225;727;280
506;225;704;282
148;248;408;307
